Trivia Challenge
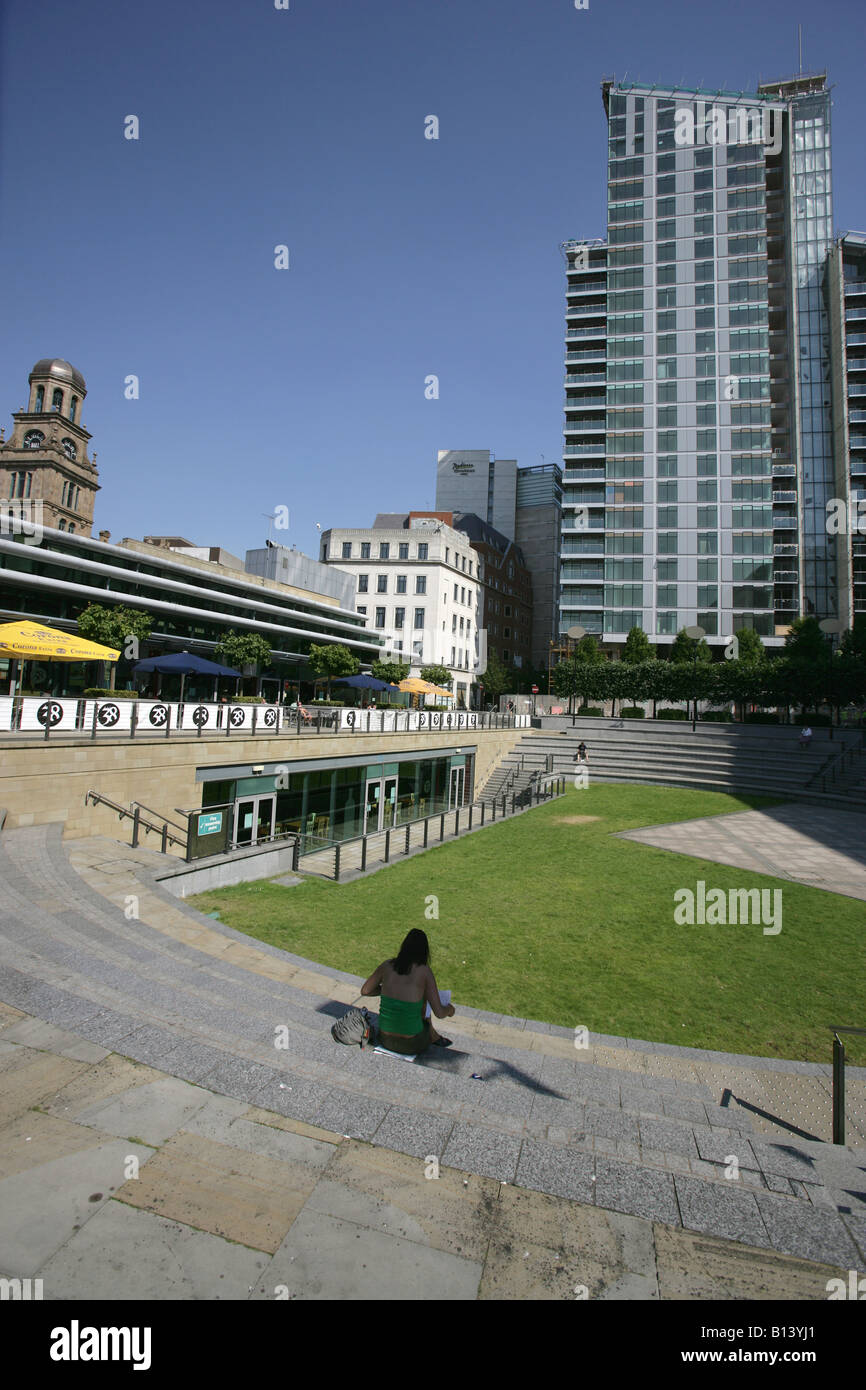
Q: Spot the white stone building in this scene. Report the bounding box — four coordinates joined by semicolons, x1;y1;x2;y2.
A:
319;512;483;706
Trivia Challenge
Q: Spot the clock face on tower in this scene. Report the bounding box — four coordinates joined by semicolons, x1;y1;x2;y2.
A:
24;430;44;449
61;438;77;460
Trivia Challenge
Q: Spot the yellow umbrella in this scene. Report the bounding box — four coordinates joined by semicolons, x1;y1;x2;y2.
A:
0;620;119;662
398;677;453;699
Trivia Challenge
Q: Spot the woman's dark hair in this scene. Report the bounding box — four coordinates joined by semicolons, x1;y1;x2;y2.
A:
392;928;430;976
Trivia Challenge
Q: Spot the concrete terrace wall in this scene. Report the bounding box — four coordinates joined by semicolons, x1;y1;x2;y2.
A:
0;726;531;846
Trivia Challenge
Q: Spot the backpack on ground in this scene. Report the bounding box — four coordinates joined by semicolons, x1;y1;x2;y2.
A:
331;1006;376;1048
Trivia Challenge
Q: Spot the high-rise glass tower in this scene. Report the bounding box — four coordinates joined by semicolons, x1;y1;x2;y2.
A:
560;72;845;649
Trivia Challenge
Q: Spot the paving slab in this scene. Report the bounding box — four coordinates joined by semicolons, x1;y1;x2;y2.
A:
514;1139;596;1203
37;1054;164;1121
754;1191;863;1268
71;1077;212;1147
673;1173;771;1248
0;1109;129;1182
37;1199;267;1301
653;1223;854;1300
441;1123;522;1183
0;1048;89;1126
594;1156;680;1225
480;1186;658;1301
319;1140;501;1264
115;1130;320;1254
251;1207;484;1301
0;1138;153;1276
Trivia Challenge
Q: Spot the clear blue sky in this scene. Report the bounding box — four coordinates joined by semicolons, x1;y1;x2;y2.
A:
1;0;863;559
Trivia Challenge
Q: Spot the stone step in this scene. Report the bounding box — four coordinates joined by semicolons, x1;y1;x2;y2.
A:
3;823;865;1268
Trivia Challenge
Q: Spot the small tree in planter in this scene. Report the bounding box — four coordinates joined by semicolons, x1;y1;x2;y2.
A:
214;631;273;696
308;643;360;699
371;659;409;695
420;664;453;692
77;603;152;690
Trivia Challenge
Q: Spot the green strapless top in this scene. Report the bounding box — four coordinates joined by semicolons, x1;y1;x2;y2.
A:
379;994;424;1035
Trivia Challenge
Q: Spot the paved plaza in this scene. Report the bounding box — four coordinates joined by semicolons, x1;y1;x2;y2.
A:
617;804;866;902
0;808;864;1300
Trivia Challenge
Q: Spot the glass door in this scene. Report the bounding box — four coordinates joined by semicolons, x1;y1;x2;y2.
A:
364;778;381;833
382;776;398;828
234;794;276;847
449;766;465;809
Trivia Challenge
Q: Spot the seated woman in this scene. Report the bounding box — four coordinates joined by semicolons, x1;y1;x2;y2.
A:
361;928;455;1054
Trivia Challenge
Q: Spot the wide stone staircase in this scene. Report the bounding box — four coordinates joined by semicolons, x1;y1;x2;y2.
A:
0;821;864;1271
489;719;866;812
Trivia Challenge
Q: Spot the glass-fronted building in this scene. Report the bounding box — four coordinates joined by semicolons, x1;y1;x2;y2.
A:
199;748;473;849
560;72;847;649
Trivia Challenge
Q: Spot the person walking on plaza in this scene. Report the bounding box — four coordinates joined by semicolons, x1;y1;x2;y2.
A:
361;929;455;1054
574;740;588;764
799;725;813;750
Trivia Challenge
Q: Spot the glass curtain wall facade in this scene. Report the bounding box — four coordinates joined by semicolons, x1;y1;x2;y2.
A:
559;74;842;648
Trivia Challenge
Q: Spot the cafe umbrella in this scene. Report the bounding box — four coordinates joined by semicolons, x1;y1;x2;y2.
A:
331;673;398;705
0;620;120;693
131;651;242;704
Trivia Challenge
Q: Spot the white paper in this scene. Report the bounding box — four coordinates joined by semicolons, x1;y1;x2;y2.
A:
424;989;451;1021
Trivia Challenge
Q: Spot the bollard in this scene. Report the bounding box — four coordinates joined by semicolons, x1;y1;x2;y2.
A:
361;836;368;871
384;829;391;863
132;806;141;849
455;809;460;836
334;842;341;882
833;1035;846;1145
440;813;445;841
468;805;473;831
423;818;429;847
481;803;485;826
161;824;168;854
405;824;411;854
292;836;300;872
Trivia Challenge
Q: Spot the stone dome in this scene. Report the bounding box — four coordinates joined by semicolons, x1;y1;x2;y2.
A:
29;359;86;393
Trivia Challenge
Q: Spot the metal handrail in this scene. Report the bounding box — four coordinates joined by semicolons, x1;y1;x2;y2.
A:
830;1025;866;1144
300;777;568;881
85;789;188;853
130;800;187;834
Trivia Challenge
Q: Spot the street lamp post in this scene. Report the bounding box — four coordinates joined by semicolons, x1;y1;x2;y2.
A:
819;618;845;742
684;625;706;733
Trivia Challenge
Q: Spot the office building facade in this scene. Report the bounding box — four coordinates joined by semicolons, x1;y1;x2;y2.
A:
560;73;848;649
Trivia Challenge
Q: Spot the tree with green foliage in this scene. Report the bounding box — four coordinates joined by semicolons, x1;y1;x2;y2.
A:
371;658;409;688
77;603;152;689
622;626;652;664
731;626;765;664
573;633;605;664
307;642;359;697
214;630;273;676
420;664;453;690
478;650;509;704
670;627;712;664
784;616;827;664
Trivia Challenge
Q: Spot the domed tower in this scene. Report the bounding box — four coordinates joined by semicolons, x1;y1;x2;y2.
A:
0;359;100;536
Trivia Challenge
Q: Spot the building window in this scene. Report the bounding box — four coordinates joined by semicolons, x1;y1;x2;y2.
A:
377;574;388;592
414;608;425;628
417;543;428;560
452;614;457;631
357;605;367;615
341;542;352;558
460;587;465;603
375;608;386;628
394;608;405;628
415;575;426;594
445;548;449;563
379;542;390;559
398;543;409;559
34;386;44;412
358;574;368;592
396;574;407;594
52;389;63;412
69;395;78;422
360;542;371;559
453;583;458;600
58;519;66;531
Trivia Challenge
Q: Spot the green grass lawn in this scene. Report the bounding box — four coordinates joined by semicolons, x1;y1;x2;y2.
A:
189;785;866;1065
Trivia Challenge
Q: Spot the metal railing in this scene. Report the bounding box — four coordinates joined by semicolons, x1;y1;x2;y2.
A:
302;776;567;881
5;696;526;741
831;1025;866;1144
85;789;188;854
807;734;866;791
